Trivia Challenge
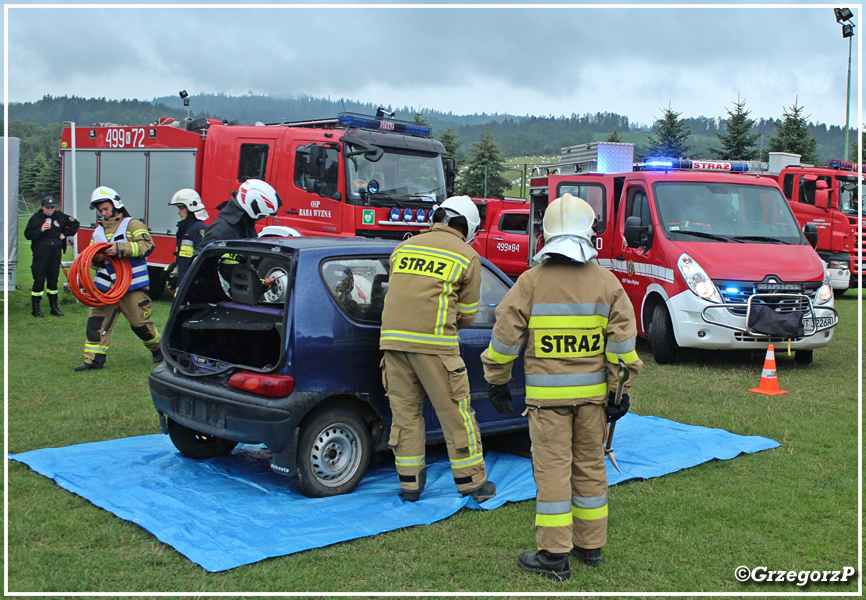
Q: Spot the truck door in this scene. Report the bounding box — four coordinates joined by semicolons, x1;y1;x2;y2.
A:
278;140;344;235
485;211;529;278
793;174;834;253
617;184;655;313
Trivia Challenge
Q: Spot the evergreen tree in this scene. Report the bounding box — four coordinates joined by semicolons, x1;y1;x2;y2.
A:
605;127;623;143
643;104;693;158
852;125;864;163
460;129;510;199
19;153;46;201
768;99;819;164
37;152;61;200
708;95;760;160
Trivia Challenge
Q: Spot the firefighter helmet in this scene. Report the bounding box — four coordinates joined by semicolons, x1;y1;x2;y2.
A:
236;179;281;220
534;193;598;264
432;195;481;243
89;186;123;210
169;188;209;220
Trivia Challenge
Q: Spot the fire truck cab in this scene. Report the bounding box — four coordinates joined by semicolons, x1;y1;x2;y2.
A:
529;143;838;365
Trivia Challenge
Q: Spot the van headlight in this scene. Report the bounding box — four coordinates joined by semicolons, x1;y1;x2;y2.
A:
815;270;833;306
677;253;721;303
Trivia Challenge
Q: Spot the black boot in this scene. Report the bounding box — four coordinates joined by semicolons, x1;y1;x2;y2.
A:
461;480;496;502
31;296;44;318
152;349;164;364
73;362;103;372
518;550;571;581
48;294;64;317
399;468;426;502
572;546;602;567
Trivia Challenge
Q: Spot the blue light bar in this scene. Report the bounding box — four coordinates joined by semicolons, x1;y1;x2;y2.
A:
416;208;427;222
390;207;401;221
639;158;750;172
403;208;415;222
338;112;432;138
725;287;740;294
827;159;864;172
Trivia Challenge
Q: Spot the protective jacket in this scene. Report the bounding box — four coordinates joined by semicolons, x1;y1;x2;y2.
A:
380;223;481;356
482;257;642;406
24;209;79;252
173;215;207;285
92;214;153;292
198;199;257;251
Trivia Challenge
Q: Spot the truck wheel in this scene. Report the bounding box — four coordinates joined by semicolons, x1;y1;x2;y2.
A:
148;266;166;301
650;303;678;365
167;418;238;459
794;350;813;365
289;405;371;498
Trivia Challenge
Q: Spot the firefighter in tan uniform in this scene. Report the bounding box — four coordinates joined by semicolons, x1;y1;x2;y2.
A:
380;196;496;503
74;186;163;371
482;194;642;580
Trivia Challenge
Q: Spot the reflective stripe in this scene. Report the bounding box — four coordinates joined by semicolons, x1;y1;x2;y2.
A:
572;493;608;509
605;338;636;354
31;291;44;297
531;302;611;318
179;245;194;258
456;300;478;313
457;396;480;456
380;330;459;346
572;505;608;520
400;244;471;269
536;499;573;515
450;453;484;469
525;372;607;387
395;454;425;467
491;336;523;356
535;512;574;528
84;344;109;354
526;371;608;400
606;349;640;364
529;314;609;329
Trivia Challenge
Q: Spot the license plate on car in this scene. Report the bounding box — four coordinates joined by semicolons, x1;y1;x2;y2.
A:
802;317;835;329
176;393;226;429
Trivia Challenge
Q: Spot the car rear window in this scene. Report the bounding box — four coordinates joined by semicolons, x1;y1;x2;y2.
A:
321;257;390;324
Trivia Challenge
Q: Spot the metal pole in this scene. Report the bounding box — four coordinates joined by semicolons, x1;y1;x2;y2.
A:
844;34;852;161
69;121;78;258
484;164;488;198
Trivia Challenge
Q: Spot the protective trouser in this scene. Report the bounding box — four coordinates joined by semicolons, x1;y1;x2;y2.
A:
529;403;608;554
30;245;61;294
382;350;487;494
82;289;160;366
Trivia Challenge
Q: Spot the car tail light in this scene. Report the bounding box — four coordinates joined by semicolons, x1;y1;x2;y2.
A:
228;371;295;397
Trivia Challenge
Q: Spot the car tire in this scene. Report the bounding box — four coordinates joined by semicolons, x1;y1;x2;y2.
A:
289;405;371;498
650;303;678;365
794;349;813;365
167;418;238;459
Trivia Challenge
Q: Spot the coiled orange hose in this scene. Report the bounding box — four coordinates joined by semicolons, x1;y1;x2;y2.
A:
69;242;132;307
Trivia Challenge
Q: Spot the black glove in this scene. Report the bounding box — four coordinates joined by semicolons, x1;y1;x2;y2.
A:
605;392;630;423
488;383;513;415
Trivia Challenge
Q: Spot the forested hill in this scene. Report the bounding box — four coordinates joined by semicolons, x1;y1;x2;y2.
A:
8;92;853;162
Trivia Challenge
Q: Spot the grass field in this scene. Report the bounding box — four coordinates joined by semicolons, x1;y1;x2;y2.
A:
5;217;861;594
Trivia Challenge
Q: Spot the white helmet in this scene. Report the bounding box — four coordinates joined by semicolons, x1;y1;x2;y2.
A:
90;186;123;210
534;193;598;264
433;195;481;243
236;179;281;220
258;225;301;238
169;188;209;220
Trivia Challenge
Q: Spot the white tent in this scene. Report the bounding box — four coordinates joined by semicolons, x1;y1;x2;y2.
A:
2;138;21;291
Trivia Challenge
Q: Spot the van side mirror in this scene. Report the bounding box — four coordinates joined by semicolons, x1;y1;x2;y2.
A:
803;222;819;248
624;215;654;249
814;179;831;211
445;157;457;196
307;145;327;181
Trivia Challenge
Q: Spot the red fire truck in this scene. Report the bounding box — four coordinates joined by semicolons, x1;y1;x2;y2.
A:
59;112;456;296
760;153;864;295
529;143;838;365
471;197;531;279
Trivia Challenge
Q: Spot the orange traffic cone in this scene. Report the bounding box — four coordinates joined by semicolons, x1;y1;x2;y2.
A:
749;344;788;396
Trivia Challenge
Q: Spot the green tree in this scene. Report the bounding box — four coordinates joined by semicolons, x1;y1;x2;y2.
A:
852;125;864;163
37;152;61;200
768;99;819;164
460;128;510;199
19;153;47;201
644;104;693;158
605;126;624;143
708;95;760;160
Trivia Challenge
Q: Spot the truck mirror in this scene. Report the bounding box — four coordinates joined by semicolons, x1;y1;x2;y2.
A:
308;144;327;181
343;136;384;162
624;215;654;249
814;179;831;211
803;174;818;182
445;157;456;196
803;222;819;248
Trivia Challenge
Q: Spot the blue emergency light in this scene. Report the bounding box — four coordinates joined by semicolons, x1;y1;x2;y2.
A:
827;159;864;172
338;112;432;138
390;208;401;221
639;158;750;173
416;209;427;222
403;208;415;222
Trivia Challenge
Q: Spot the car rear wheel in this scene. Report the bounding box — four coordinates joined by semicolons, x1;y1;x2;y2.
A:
167;418;238;459
290;405;371;498
650;303;678;365
794;349;813;365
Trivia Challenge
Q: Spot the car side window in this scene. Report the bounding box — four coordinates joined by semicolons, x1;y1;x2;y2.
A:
499;213;529;235
321;257;390;324
471;267;510;327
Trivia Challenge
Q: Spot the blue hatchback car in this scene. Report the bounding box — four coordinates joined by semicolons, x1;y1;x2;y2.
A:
149;236;526;497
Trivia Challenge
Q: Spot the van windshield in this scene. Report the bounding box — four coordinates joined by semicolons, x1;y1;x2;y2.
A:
837;176;863;216
346;147;446;207
654;181;803;245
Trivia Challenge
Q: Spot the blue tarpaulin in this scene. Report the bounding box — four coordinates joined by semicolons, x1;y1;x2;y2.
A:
10;413;778;572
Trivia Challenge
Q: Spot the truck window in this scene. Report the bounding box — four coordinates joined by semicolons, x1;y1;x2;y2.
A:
238;144;269;182
499;213;529;235
797;175;832;206
346;147;445;206
556;183;606;232
626;187;651;228
781;174;795;201
294;146;340;199
321;257;390;324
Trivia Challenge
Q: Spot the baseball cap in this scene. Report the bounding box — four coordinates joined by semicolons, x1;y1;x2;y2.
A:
41;197;57;208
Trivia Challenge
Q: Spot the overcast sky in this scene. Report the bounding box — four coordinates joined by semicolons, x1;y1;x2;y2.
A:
4;1;863;128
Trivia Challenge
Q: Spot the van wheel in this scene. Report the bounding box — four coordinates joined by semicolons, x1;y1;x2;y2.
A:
794;350;813;365
167;418;238;459
290;405;371;498
650;303;678;365
148;266;166;301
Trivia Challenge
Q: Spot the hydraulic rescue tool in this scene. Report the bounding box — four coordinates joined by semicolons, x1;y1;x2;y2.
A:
604;358;629;473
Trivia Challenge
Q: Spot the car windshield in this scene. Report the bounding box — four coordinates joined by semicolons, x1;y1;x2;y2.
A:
346;146;446;207
654;181;803;244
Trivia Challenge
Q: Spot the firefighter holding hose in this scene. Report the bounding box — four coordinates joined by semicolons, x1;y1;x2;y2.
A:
73;186;163;372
